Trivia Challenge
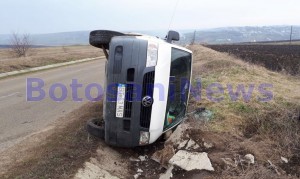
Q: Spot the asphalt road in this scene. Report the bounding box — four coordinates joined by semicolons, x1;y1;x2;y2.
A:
0;59;105;152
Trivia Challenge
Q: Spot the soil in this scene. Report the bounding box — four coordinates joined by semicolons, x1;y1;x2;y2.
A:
205;44;300;75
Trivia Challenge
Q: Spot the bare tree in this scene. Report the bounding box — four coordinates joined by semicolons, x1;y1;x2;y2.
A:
62;45;68;53
10;32;31;57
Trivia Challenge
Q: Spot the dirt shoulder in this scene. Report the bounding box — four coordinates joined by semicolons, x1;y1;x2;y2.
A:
0;45;103;73
0;102;104;179
0;101;164;179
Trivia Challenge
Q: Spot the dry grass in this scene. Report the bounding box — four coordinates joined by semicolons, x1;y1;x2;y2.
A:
0;45;103;73
187;45;300;178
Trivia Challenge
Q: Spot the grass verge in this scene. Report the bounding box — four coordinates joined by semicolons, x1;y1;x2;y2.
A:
186;45;300;178
0;45;103;73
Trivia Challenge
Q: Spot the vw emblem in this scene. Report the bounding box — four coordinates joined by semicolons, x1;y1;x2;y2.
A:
142;96;153;107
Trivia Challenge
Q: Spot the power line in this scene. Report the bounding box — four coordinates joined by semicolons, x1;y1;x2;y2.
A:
168;0;180;31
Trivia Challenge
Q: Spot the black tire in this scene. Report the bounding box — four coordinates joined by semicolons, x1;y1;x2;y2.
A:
89;30;124;49
86;118;105;139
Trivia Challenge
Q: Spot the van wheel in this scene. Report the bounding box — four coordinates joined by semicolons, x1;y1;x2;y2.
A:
89;30;124;49
86;118;105;139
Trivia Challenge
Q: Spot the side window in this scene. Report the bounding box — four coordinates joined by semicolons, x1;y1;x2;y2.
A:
164;48;192;130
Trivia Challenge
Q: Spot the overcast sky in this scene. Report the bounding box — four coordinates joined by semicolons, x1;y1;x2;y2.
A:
0;0;299;34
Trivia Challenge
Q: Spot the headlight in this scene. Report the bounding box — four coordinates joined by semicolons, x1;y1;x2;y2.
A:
146;41;158;67
139;131;150;145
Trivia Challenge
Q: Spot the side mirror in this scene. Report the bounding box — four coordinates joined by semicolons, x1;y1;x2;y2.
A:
166;30;180;43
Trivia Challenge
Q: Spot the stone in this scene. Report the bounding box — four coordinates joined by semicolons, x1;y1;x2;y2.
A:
166;123;189;146
129;157;140;162
169;150;214;171
281;157;288;163
159;166;174;179
134;173;141;179
244;154;255;164
138;156;147;162
203;142;214;149
151;145;175;167
178;140;189;149
185;139;200;150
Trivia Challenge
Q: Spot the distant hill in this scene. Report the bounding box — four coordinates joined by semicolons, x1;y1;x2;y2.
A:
0;30;174;47
0;31;90;47
0;26;299;47
0;45;49;49
181;26;300;44
0;45;12;49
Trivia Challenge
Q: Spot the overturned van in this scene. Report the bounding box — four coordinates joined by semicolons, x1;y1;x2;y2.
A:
87;30;193;147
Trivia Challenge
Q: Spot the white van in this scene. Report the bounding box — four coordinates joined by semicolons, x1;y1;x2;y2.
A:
87;30;193;147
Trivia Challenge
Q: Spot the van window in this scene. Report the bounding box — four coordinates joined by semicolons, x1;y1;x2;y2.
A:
164;48;192;130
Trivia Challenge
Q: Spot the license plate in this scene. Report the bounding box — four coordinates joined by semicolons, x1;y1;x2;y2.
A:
116;84;126;118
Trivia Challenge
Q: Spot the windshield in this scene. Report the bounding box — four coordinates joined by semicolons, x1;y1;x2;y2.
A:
164;48;192;130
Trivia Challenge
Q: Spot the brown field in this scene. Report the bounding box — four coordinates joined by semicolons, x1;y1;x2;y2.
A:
205;44;300;75
0;45;103;73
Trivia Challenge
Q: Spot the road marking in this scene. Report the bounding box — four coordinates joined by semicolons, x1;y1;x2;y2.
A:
0;92;21;100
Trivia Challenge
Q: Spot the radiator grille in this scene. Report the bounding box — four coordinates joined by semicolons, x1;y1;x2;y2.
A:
140;71;155;128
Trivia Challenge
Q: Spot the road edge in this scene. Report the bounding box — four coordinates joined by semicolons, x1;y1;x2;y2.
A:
0;56;105;79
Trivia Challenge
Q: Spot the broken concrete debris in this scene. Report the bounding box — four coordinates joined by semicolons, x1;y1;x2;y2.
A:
159;166;174;179
185;139;200;150
134;173;141;179
138;155;147;162
129;157;140;162
169;150;214;171
151;145;175;167
165;122;189;146
178;140;189;149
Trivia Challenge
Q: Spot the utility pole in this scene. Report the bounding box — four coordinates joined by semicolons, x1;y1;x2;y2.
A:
191;30;196;45
290;26;293;44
